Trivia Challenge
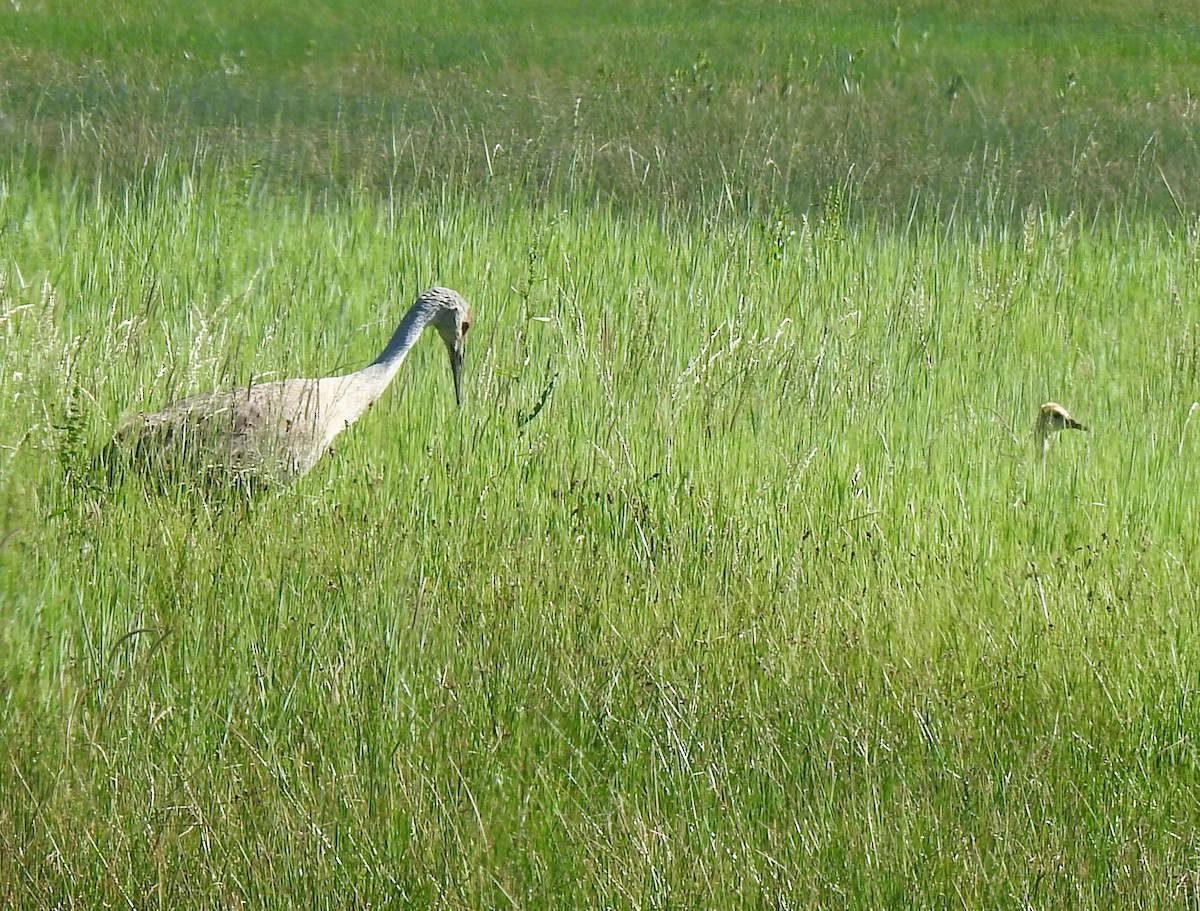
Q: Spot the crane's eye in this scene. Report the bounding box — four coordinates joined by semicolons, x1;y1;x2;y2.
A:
461;320;471;335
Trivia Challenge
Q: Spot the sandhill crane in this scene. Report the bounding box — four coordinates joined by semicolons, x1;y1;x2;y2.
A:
104;286;471;486
1036;401;1087;455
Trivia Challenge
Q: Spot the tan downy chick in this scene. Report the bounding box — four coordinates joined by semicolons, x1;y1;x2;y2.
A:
1036;402;1087;455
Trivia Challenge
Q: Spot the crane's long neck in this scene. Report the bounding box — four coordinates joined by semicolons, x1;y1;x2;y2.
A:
347;296;439;397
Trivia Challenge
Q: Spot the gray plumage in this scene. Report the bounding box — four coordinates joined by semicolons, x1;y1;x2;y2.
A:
104;286;471;485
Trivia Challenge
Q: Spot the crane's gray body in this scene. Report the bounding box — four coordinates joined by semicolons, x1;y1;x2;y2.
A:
106;286;471;485
116;374;379;479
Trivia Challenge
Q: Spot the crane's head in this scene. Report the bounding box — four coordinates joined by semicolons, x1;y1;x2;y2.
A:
422;286;472;406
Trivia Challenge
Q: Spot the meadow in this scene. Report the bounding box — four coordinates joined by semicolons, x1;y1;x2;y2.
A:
2;1;1200;907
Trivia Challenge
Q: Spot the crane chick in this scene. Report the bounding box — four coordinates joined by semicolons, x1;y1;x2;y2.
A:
1036;401;1087;454
104;286;471;486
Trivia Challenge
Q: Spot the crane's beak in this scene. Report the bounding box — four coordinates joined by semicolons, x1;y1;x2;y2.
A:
449;341;464;407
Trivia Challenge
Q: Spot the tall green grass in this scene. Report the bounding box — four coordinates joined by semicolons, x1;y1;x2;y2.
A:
2;158;1199;906
2;0;1199;220
4;1;1200;906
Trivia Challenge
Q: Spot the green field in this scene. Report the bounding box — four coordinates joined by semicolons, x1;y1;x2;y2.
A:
3;2;1200;907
